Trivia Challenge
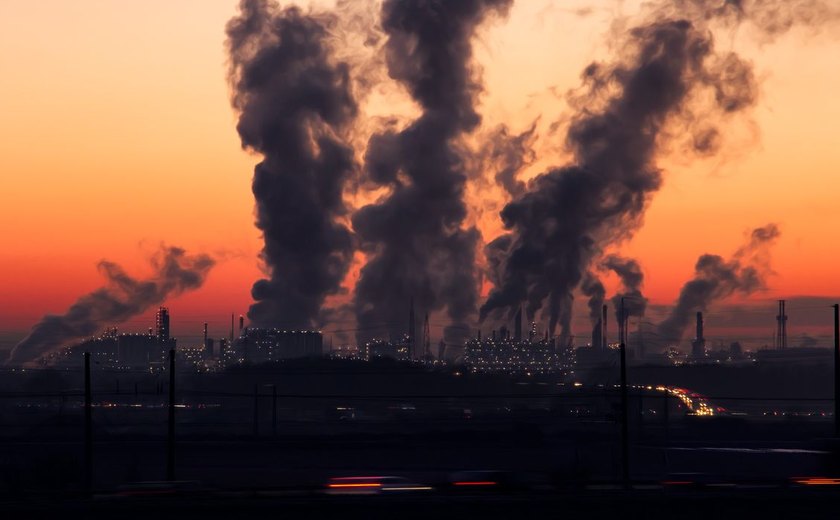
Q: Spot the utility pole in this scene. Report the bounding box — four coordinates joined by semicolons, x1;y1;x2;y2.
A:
834;304;839;438
84;352;92;495
620;297;630;489
167;349;176;481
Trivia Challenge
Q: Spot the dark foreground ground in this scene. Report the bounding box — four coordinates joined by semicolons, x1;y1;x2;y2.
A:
4;489;840;520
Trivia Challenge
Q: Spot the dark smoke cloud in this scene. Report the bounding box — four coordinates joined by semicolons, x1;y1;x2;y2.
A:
227;0;357;329
603;255;648;323
8;247;214;366
580;272;606;326
352;0;512;344
484;123;538;198
481;13;758;338
658;0;840;40
656;223;780;344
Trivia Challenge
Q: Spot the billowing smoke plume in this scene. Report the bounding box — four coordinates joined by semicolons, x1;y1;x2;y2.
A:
227;0;357;329
603;255;648;324
657;223;780;344
481;14;758;338
8;247;214;366
352;0;512;344
580;272;606;326
656;0;839;40
485;123;538;198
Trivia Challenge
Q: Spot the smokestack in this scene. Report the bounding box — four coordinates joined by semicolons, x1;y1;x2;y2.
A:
602;304;608;350
423;313;431;358
438;340;446;361
239;315;244;333
696;312;704;340
692;311;706;359
408;297;416;359
776;299;788;350
203;322;208;349
230;314;234;344
514;306;522;342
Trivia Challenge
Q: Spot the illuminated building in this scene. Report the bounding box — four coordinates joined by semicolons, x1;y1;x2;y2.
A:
463;334;563;375
219;338;237;366
236;328;323;362
46;311;176;370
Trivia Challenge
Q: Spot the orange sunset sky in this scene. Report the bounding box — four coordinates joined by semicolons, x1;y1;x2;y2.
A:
0;0;838;348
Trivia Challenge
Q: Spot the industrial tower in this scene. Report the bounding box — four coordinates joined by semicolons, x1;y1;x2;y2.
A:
423;313;431;359
691;311;706;359
408;297;416;359
776;299;788;350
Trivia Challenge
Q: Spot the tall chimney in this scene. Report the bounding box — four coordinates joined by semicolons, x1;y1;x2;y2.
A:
514;306;522;342
602;304;608;350
408;297;416;358
423;313;431;358
776;300;788;350
239;315;244;333
696;311;704;341
691;311;706;359
203;322;208;348
229;314;234;344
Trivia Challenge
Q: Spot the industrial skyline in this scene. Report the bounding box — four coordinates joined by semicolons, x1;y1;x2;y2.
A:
1;2;840;510
0;1;838;354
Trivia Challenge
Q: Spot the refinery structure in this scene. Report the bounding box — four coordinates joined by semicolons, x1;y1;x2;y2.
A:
35;298;834;374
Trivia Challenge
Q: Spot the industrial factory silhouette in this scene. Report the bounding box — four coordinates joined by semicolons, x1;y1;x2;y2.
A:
2;0;840;518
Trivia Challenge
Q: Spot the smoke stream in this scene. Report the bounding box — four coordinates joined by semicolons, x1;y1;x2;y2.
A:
227;0;358;329
656;223;780;345
8;247;215;366
580;272;606;326
476;0;828;338
603;255;648;324
352;0;512;345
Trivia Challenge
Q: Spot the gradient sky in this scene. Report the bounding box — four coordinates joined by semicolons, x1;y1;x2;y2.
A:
0;1;838;349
